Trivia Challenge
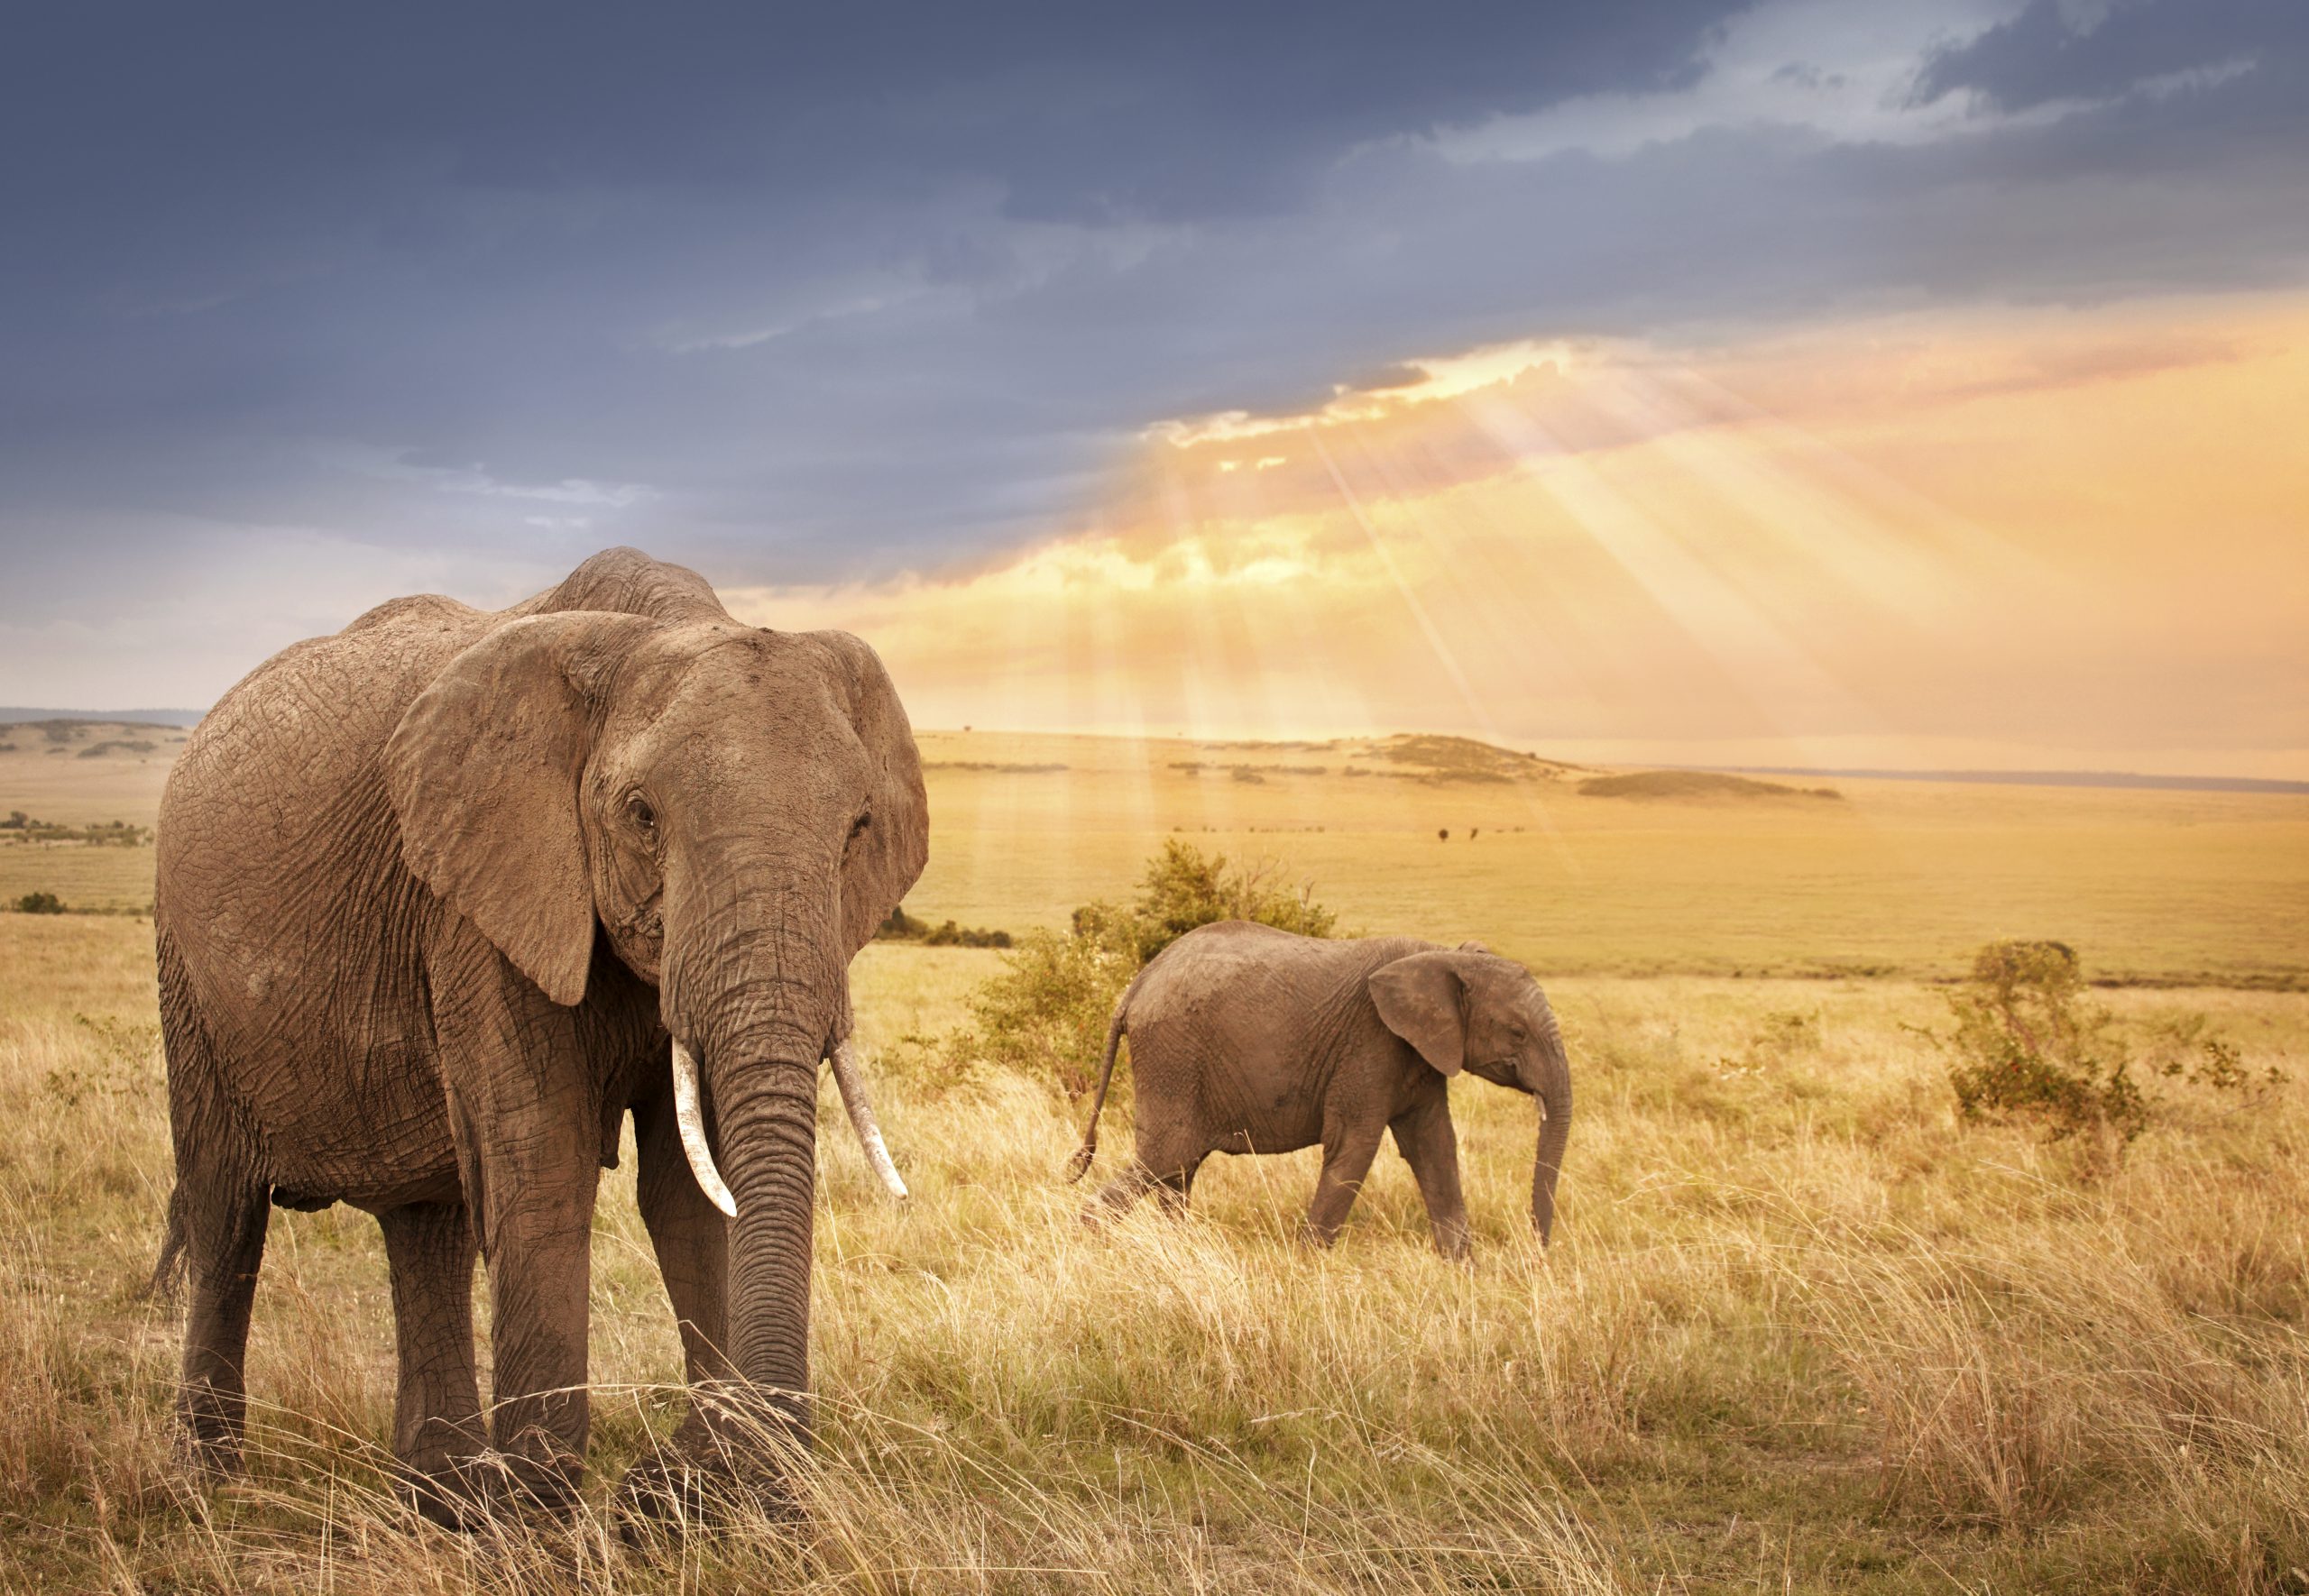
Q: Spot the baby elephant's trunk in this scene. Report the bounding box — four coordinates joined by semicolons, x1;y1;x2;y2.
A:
1530;1034;1573;1244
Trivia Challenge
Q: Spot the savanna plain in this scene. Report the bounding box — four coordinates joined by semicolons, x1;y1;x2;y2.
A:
5;721;2308;1592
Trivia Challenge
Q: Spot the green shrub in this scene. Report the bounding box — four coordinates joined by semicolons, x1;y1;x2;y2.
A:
2141;1012;2288;1096
14;891;66;915
876;904;1012;948
965;905;1145;1096
877;904;929;940
1125;837;1336;962
960;839;1338;1096
921;919;1012;949
0;814;152;846
1936;940;2148;1145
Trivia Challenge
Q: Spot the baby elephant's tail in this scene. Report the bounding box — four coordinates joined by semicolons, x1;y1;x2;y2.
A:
1064;984;1136;1183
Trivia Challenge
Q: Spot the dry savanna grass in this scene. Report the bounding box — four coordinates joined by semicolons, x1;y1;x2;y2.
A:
5;726;2308;1590
5;912;2308;1592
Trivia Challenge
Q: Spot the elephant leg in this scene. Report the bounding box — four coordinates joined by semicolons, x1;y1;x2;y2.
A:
431;952;603;1514
161;951;273;1473
177;1181;271;1472
1086;1160;1161;1220
1304;1119;1385;1249
377;1201;484;1523
1089;1120;1206;1222
633;1089;735;1389
617;1088;740;1523
472;1166;598;1511
1390;1093;1472;1261
1149;1149;1208;1215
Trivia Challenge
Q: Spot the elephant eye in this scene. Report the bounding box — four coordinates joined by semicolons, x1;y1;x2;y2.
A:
848;809;872;843
627;795;658;834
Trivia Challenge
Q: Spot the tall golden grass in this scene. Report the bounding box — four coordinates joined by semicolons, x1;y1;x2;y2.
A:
4;915;2305;1591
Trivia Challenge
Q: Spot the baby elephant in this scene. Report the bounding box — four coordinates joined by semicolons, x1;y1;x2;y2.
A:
1066;922;1572;1257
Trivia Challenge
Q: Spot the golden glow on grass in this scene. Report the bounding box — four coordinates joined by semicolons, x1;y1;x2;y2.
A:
728;294;2308;778
7;917;2307;1591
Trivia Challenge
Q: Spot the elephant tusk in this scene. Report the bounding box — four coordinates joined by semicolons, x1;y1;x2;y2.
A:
671;1039;738;1218
828;1036;909;1201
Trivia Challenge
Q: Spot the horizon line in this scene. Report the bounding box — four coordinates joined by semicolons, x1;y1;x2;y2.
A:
8;707;2302;795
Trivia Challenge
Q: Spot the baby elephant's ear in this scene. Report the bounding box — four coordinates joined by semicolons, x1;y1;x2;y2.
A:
1369;951;1468;1077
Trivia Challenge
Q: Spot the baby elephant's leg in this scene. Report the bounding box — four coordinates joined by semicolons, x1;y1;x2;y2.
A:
1087;1127;1208;1222
1304;1119;1386;1248
1086;1161;1162;1219
1390;1095;1473;1260
1149;1148;1209;1215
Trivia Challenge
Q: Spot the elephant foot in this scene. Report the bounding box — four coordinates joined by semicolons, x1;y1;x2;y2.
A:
612;1447;800;1544
396;1449;582;1532
398;1462;483;1531
172;1424;244;1482
173;1390;252;1481
1433;1229;1475;1264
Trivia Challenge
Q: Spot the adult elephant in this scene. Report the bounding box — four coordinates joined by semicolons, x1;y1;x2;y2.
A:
1066;923;1571;1258
150;548;926;1524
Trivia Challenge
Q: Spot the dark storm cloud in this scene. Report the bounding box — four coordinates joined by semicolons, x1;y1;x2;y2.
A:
0;1;1748;587
2;0;2306;697
1909;0;2304;113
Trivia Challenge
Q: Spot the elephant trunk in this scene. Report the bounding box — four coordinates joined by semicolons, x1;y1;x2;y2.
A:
664;893;844;1461
713;1029;824;1447
1528;1032;1573;1246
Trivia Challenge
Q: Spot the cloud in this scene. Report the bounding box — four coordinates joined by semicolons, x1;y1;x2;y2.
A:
1909;0;2298;113
718;297;2309;776
2;0;2305;720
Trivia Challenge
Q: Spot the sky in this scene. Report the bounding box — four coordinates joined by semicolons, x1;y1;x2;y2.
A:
2;0;2304;775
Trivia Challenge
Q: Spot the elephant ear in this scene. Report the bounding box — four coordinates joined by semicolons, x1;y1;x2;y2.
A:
1369;950;1469;1078
801;628;929;962
386;611;658;1006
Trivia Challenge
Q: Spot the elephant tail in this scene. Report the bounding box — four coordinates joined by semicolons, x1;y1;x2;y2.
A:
142;1182;189;1302
1064;982;1136;1183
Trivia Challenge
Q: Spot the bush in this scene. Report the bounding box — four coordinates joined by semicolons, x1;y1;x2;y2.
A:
1936;940;2148;1146
965;905;1145;1096
921;919;1012;949
1125;838;1336;962
878;905;929;940
0;815;152;846
2136;1009;2287;1098
961;839;1338;1096
876;904;1011;948
14;892;66;915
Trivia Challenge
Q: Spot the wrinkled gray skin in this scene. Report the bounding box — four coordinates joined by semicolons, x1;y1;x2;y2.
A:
1068;923;1572;1259
150;549;926;1524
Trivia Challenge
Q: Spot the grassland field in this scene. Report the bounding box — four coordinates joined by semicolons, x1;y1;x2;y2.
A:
5;720;2309;1591
8;721;2307;986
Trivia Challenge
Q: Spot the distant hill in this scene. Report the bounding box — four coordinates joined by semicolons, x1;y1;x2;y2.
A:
1162;731;1590;785
1362;733;1588;783
1703;765;2309;797
0;708;206;729
1580;771;1841;802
